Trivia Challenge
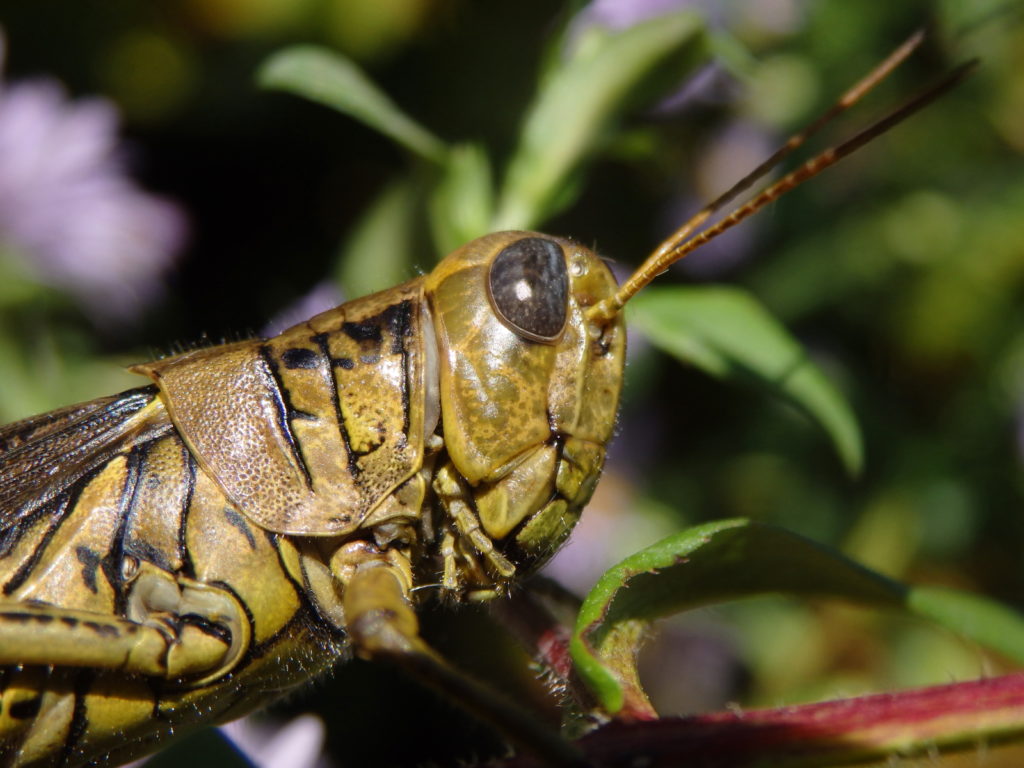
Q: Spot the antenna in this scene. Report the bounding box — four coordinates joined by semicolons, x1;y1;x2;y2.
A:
589;32;977;322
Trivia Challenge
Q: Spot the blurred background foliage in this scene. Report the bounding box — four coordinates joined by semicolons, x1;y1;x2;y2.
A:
1;0;1024;766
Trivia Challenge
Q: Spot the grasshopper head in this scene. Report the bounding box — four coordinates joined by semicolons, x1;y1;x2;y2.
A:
420;41;972;594
425;231;625;583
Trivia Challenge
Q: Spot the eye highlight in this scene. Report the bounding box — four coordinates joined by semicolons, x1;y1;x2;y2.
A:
487;237;569;342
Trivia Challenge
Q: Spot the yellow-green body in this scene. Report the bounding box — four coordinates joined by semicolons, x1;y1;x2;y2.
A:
0;232;625;767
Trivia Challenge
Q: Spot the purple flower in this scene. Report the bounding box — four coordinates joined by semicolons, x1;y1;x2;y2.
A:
573;0;714;30
573;0;803;36
263;281;344;337
0;57;186;321
122;713;331;768
220;714;330;768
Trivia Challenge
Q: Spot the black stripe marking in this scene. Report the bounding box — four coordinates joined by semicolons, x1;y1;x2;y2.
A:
250;602;334;659
59;670;95;768
0;505;46;559
269;532;318;616
385;301;414;437
75;547;102;593
223;506;257;549
148;678;168;721
106;442;147;614
293;551;352;639
258;345;314;491
82;620;119;639
178;445;197;578
181;614;232;645
210;580;257;670
8;695;42;720
281;347;319;369
383;300;413;355
2;490;74;596
342;319;382;343
313;333;361;480
125;539;169;572
118;440;151;536
1;611;56;624
335;357;355;370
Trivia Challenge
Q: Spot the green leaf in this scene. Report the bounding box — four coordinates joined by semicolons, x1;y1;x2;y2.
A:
258;46;447;163
0;322;139;423
907;586;1024;664
629;284;864;476
571;519;1024;715
428;143;494;254
0;247;49;310
571;519;899;715
706;28;758;81
493;11;707;230
335;179;420;300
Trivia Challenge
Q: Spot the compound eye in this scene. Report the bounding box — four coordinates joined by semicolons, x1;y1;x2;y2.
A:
487;237;568;342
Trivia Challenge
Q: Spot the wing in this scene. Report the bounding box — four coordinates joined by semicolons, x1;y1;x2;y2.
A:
0;386;174;531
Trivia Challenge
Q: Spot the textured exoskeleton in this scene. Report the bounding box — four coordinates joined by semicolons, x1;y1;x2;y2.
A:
0;231;624;767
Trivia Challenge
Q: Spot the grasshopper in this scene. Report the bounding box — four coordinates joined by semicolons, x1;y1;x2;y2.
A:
0;29;973;768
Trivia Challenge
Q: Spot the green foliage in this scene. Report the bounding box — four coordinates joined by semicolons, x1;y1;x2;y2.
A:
630;286;863;475
3;0;1024;765
261;12;711;255
571;519;1024;714
492;11;707;229
259;46;447;163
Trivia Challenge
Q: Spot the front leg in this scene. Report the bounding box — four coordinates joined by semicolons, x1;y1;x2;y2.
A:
432;462;516;593
340;555;586;768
